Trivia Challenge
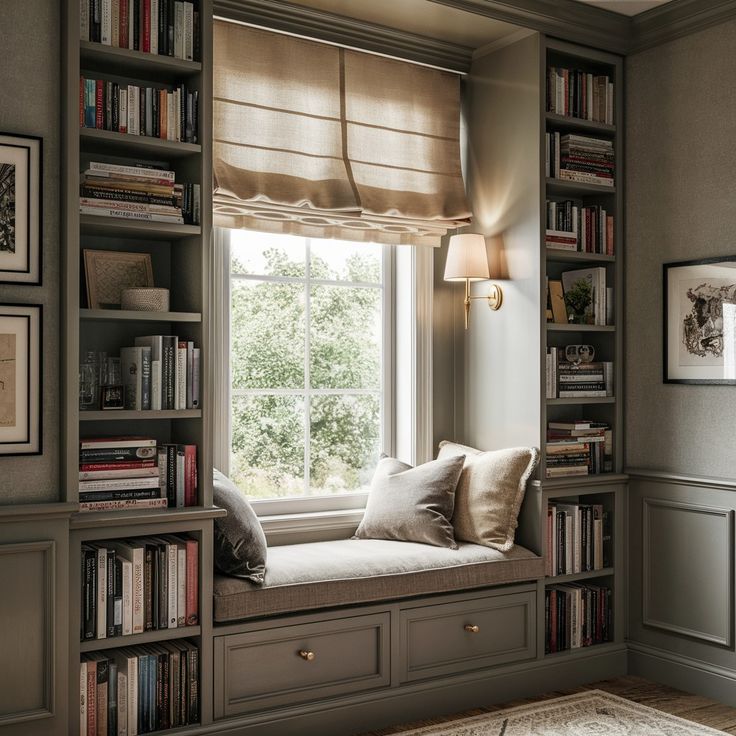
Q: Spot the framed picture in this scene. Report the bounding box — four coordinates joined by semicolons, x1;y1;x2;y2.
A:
664;256;736;384
83;249;154;309
0;133;42;285
0;303;41;455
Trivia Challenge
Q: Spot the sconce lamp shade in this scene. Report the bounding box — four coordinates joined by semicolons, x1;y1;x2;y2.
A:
444;233;490;282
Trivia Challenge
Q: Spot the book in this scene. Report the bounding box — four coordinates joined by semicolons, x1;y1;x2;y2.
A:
79;498;169;512
120;346;151;411
79;476;162;492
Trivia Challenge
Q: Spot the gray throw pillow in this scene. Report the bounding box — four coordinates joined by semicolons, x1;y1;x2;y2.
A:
437;441;539;551
213;469;267;584
353;455;465;549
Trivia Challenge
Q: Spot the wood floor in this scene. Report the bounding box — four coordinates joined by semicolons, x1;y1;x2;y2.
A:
357;676;736;735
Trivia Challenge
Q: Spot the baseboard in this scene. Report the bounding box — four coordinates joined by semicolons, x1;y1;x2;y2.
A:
628;642;736;706
191;645;627;736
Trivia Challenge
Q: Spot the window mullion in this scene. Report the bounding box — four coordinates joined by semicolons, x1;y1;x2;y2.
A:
304;239;312;497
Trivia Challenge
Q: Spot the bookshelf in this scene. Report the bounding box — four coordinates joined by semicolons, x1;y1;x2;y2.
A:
538;37;626;660
63;1;216;732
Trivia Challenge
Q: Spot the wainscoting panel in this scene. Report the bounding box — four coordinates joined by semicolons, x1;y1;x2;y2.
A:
642;497;732;646
629;471;736;684
0;540;55;725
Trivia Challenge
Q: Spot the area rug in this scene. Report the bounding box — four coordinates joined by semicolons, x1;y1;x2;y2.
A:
395;691;725;735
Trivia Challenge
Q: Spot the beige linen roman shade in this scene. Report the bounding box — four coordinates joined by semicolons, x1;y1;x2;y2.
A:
213;21;471;246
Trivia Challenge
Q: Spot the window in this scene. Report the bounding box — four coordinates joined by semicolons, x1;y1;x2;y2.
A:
225;229;392;502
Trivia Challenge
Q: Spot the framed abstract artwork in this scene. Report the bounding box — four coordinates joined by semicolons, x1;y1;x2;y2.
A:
0;303;41;455
0;133;42;285
664;256;736;384
83;249;154;309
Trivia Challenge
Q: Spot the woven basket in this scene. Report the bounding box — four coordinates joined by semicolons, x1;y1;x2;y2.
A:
120;287;170;312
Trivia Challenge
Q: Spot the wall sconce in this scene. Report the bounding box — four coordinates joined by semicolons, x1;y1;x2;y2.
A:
444;233;503;329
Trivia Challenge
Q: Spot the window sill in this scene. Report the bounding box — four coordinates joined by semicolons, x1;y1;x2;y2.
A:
258;508;365;546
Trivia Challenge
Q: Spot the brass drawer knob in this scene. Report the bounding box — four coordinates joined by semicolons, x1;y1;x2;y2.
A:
299;650;316;661
464;624;480;634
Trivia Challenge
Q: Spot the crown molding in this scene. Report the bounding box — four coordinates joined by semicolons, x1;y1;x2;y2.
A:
631;0;736;52
214;0;475;72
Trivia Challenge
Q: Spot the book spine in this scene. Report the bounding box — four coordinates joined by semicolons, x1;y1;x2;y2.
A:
167;543;178;628
177;546;186;627
88;161;175;181
185;538;198;625
79;488;163;502
128;656;138;736
157;545;168;629
191;348;200;408
166;444;177;506
78;206;184;223
121;559;132;636
97;660;109;736
143;546;154;631
81;0;90;40
101;0;112;44
184;444;196;506
131;548;144;634
176;447;185;507
97;548;107;639
185;341;194;409
87;659;97;736
151;359;162;410
162;337;176;410
80;476;161;491
83;549;97;639
176;342;187;410
80;660;88;736
79;498;169;512
118;671;127;736
79;466;158;480
150;0;159;54
106;550;116;637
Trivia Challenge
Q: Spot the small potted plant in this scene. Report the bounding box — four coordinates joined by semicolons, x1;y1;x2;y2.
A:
564;278;593;324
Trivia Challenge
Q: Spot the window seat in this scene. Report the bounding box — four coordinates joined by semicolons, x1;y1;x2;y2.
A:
213;538;544;622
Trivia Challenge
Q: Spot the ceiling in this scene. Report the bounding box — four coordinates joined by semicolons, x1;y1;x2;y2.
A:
572;0;677;16
283;0;522;49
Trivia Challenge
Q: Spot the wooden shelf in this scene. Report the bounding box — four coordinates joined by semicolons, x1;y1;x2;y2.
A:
79;127;201;158
546;178;616;195
80;214;201;239
80;625;201;653
547;397;615;405
79;409;201;421
80;309;202;323
70;506;227;532
546;323;615;332
546;567;614;584
535;474;629;492
545;112;616;134
80;40;202;78
546;250;615;263
544;641;620;660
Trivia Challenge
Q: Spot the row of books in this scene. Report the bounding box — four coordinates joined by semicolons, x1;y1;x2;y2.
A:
80;162;200;225
79;437;198;511
546;348;613;399
80;0;201;61
545;583;612;653
546;268;612;326
80;77;199;144
547;66;614;125
80;642;199;736
545;200;614;256
120;336;201;411
546;132;615;188
545;501;611;577
81;535;199;640
545;420;613;478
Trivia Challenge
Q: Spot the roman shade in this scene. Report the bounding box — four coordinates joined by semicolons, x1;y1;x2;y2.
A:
213;21;472;246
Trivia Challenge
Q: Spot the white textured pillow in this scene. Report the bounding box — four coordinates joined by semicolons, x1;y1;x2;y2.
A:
437;441;539;551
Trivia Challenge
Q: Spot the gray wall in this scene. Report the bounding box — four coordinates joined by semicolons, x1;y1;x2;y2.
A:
626;18;736;478
0;1;60;503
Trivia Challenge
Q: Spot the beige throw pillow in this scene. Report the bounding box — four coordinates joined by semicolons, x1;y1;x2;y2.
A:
353;455;465;549
437;441;539;551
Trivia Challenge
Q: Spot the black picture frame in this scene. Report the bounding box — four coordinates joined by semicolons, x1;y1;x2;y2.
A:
663;256;736;384
0;303;42;455
0;132;42;285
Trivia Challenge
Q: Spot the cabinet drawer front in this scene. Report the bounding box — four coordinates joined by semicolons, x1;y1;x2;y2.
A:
215;612;390;718
400;591;536;682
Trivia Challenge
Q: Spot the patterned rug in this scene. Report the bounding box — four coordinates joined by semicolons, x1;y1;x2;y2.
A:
395;691;725;735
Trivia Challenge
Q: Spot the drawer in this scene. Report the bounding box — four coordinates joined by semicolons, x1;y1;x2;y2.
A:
214;612;390;718
399;590;536;682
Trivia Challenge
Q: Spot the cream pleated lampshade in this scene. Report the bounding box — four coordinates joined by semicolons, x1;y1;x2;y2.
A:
444;233;490;282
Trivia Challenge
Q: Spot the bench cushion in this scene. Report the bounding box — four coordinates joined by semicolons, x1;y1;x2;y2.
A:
213;539;544;622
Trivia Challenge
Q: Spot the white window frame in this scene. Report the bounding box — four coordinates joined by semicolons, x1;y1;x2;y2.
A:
212;227;433;537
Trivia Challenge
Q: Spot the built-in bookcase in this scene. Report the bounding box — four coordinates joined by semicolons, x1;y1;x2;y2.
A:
535;37;626;663
62;2;219;732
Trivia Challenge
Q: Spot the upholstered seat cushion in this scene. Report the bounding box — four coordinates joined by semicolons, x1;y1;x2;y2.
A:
213;538;544;622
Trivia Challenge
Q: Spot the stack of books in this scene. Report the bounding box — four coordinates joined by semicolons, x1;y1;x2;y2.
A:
546;501;610;576
545;420;613;478
545;583;612;653
80;0;201;61
80;161;200;224
79;437;167;512
546;199;614;255
78;437;198;511
546;132;615;188
122;336;201;411
80;641;199;735
546;347;613;398
547;66;614;124
81;536;199;640
80;76;199;143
